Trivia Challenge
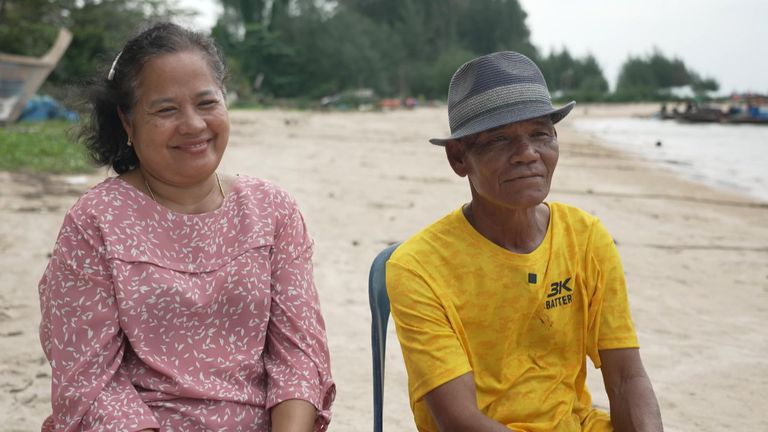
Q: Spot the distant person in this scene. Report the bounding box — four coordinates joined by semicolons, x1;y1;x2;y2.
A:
38;22;334;431
387;51;663;431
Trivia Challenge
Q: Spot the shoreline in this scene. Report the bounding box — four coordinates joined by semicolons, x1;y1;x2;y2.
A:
1;106;766;431
571;112;768;204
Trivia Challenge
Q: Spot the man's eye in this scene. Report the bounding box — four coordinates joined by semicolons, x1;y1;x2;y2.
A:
199;99;218;107
156;107;176;114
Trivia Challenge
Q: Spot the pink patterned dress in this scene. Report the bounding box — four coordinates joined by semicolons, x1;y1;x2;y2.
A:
38;176;335;431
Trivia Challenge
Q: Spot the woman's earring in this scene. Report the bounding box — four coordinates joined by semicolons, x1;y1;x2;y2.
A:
127;138;133;147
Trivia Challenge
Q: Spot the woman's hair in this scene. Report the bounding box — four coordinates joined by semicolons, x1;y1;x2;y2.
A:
80;22;227;174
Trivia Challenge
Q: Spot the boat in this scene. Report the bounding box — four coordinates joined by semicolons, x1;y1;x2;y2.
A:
655;101;725;123
0;28;72;124
657;96;768;125
676;105;725;123
724;94;768;124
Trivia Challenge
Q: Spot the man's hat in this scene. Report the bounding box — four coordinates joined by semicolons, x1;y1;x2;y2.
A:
429;51;575;145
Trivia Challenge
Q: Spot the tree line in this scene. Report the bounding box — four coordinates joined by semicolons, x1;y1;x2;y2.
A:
0;0;719;106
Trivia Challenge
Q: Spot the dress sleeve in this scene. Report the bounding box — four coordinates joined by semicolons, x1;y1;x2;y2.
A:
38;212;159;432
584;218;640;368
264;192;335;431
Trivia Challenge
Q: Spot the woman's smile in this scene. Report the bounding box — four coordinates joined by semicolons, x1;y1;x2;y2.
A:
172;138;213;154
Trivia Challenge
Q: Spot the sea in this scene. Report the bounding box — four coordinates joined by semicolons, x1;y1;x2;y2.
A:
572;117;768;202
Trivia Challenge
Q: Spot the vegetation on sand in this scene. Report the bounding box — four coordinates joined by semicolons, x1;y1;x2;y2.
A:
0;122;93;174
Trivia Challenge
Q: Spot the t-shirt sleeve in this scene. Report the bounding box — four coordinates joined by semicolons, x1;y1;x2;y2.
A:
264;189;335;431
584;218;640;368
386;258;472;403
38;212;159;432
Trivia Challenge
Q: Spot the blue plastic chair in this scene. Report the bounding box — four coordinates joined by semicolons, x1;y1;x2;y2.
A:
368;242;400;432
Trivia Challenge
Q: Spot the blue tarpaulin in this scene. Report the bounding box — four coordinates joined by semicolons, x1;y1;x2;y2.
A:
19;95;78;122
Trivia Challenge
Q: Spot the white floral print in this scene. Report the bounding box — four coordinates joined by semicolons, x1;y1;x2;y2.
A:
38;176;335;431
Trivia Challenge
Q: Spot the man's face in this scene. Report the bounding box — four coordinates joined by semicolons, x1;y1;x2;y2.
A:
447;116;559;209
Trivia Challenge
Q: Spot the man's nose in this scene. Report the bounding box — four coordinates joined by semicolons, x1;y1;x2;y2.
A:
508;139;539;164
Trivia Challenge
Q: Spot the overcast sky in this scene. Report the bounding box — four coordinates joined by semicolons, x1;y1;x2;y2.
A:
178;0;768;94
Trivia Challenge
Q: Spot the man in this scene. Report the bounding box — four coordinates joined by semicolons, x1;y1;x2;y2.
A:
386;52;663;432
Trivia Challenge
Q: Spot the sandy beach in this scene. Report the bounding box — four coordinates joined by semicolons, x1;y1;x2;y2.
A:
1;105;766;431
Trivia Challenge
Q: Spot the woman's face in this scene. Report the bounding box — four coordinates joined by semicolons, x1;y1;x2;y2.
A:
120;50;229;187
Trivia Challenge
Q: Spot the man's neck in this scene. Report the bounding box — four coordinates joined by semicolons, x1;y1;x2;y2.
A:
463;200;550;254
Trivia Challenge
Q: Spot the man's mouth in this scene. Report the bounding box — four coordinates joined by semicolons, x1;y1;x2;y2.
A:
502;173;543;183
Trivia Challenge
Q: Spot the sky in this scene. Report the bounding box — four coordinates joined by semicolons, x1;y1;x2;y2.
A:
177;0;768;95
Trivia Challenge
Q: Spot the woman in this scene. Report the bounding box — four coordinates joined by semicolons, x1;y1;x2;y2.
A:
38;22;335;431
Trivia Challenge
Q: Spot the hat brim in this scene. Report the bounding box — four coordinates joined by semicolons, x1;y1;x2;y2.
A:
429;101;576;146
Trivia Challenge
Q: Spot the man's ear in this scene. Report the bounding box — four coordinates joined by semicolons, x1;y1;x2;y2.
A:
445;140;469;177
117;106;133;140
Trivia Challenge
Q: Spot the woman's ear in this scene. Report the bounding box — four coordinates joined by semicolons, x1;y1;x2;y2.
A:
445;140;469;177
117;106;133;140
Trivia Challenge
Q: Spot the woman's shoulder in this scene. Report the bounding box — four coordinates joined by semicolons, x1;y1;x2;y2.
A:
66;176;139;222
229;174;277;195
229;175;300;212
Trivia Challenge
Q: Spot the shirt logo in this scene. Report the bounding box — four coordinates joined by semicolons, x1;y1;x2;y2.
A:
545;277;573;310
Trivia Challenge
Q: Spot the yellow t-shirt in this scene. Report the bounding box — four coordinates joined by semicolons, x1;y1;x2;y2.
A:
387;203;639;432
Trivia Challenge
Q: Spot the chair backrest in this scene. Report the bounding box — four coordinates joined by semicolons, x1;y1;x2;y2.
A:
368;242;400;432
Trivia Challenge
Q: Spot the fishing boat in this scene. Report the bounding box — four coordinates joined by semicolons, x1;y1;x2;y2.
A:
658;95;768;125
724;95;768;124
655;101;725;123
676;105;725;123
0;28;72;124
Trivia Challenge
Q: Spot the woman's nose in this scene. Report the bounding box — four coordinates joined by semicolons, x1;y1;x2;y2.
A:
179;107;206;134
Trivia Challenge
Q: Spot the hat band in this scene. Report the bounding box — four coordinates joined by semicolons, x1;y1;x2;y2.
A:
451;101;557;138
449;83;552;132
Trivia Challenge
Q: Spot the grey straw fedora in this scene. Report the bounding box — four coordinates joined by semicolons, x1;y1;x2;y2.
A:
430;51;575;145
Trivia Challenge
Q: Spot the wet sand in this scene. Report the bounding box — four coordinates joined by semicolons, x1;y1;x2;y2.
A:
1;105;766;431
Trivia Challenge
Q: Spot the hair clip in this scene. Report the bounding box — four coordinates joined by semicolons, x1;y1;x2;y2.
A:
107;51;123;81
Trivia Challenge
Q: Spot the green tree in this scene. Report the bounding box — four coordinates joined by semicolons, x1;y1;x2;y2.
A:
405;45;476;99
457;0;536;57
689;71;719;95
538;49;608;102
212;0;298;98
332;0;536;98
210;0;538;99
0;0;190;98
218;0;268;27
615;48;718;100
0;0;65;56
292;7;402;98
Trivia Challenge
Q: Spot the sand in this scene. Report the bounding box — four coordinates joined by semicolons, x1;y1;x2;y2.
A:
1;105;766;431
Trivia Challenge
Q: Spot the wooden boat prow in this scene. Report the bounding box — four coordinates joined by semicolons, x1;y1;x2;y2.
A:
0;28;73;124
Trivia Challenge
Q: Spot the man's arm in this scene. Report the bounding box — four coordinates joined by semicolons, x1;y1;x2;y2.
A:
424;372;511;432
600;348;663;432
